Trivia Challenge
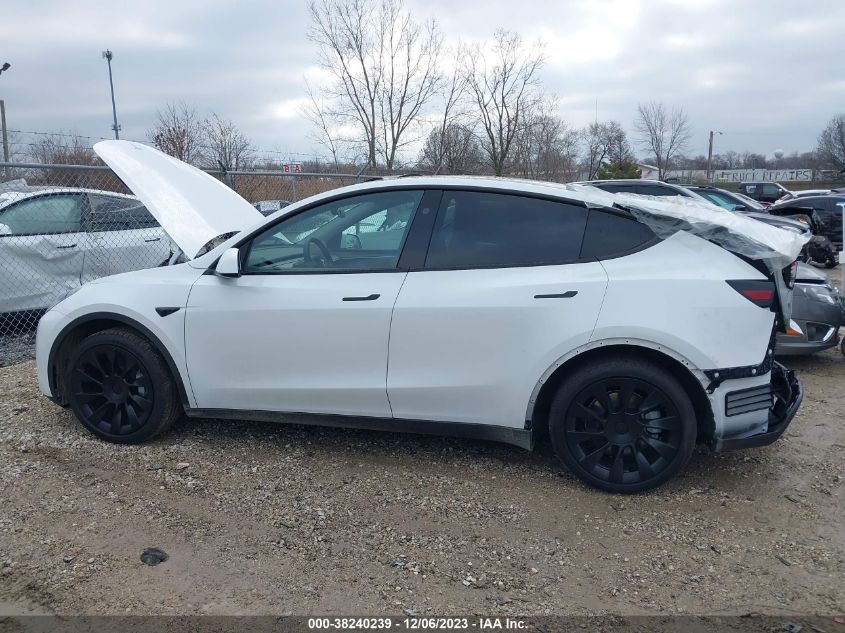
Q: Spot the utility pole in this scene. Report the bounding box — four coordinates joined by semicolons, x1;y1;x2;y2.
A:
0;101;9;173
706;130;722;183
101;50;120;139
0;62;11;179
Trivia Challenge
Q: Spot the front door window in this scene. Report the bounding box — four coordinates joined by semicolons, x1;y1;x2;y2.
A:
243;190;423;273
0;194;83;235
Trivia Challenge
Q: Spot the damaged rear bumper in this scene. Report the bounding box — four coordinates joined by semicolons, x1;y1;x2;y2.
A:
714;363;803;451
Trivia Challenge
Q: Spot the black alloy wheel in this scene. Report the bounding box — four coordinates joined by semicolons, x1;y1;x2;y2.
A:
549;357;696;493
65;328;181;443
564;378;681;486
70;344;154;437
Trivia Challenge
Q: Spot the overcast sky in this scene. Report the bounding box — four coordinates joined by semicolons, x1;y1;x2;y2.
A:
1;0;843;164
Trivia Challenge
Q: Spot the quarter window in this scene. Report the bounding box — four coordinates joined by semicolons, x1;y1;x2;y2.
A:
580;209;656;260
424;191;588;269
243;190;423;273
0;194;83;235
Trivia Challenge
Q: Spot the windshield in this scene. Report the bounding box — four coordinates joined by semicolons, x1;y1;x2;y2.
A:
732;191;764;209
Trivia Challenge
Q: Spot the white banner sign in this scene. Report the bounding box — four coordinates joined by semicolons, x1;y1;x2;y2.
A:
665;169;814;182
713;169;813;182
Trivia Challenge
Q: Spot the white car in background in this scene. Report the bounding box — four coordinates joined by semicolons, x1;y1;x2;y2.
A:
0;185;172;315
36;142;805;493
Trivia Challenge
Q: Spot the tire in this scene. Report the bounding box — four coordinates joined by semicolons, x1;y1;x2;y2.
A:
548;357;697;494
64;327;182;444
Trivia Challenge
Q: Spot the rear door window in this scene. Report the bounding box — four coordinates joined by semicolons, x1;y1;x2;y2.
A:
425;191;588;269
87;195;159;231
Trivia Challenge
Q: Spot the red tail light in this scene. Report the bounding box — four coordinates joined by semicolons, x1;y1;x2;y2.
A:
727;280;776;308
741;289;774;301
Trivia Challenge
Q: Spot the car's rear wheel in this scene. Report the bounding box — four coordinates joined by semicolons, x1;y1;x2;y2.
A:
65;328;181;444
549;357;697;494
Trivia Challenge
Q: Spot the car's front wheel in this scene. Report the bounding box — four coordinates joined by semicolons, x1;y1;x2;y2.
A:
65;328;182;443
549;357;697;493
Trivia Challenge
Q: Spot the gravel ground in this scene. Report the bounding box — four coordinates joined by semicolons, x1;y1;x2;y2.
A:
0;330;37;369
0;349;843;618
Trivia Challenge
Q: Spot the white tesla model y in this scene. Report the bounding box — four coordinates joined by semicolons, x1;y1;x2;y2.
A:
36;141;805;493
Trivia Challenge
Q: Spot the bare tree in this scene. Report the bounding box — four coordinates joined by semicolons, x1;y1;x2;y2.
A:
308;0;380;167
604;122;634;166
464;29;545;176
419;122;482;174
27;134;106;188
511;99;579;181
739;151;766;169
377;0;442;168
29;134;98;165
201;113;253;171
580;122;610;180
715;150;742;170
148;102;203;165
424;55;467;172
307;0;442;170
634;102;691;180
301;80;343;170
816;113;845;171
595;123;639;179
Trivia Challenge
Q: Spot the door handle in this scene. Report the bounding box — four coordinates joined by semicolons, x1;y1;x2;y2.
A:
56;244;77;249
342;293;381;302
144;237;161;242
534;291;578;299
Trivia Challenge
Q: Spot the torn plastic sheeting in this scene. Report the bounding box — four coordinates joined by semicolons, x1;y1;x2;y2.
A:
562;184;809;271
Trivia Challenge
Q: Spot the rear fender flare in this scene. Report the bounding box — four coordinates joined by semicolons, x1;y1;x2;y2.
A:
525;337;706;423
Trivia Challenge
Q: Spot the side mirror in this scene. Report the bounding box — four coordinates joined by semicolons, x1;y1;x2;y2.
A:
734;204;747;211
0;223;11;236
214;247;241;278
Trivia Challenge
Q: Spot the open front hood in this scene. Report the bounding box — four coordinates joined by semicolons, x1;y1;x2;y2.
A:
94;141;264;259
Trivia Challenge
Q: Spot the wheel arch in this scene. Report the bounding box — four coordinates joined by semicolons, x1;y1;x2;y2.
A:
48;312;191;408
528;340;715;444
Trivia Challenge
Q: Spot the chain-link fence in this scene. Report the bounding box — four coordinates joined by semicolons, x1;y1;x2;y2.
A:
0;161;369;365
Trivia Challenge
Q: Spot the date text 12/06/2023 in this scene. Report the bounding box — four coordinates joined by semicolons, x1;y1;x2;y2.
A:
306;617;527;630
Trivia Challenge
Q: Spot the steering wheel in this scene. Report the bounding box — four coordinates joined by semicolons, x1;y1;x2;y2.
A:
303;237;334;267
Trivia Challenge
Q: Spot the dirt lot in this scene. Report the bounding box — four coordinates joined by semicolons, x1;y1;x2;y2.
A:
0;350;843;617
